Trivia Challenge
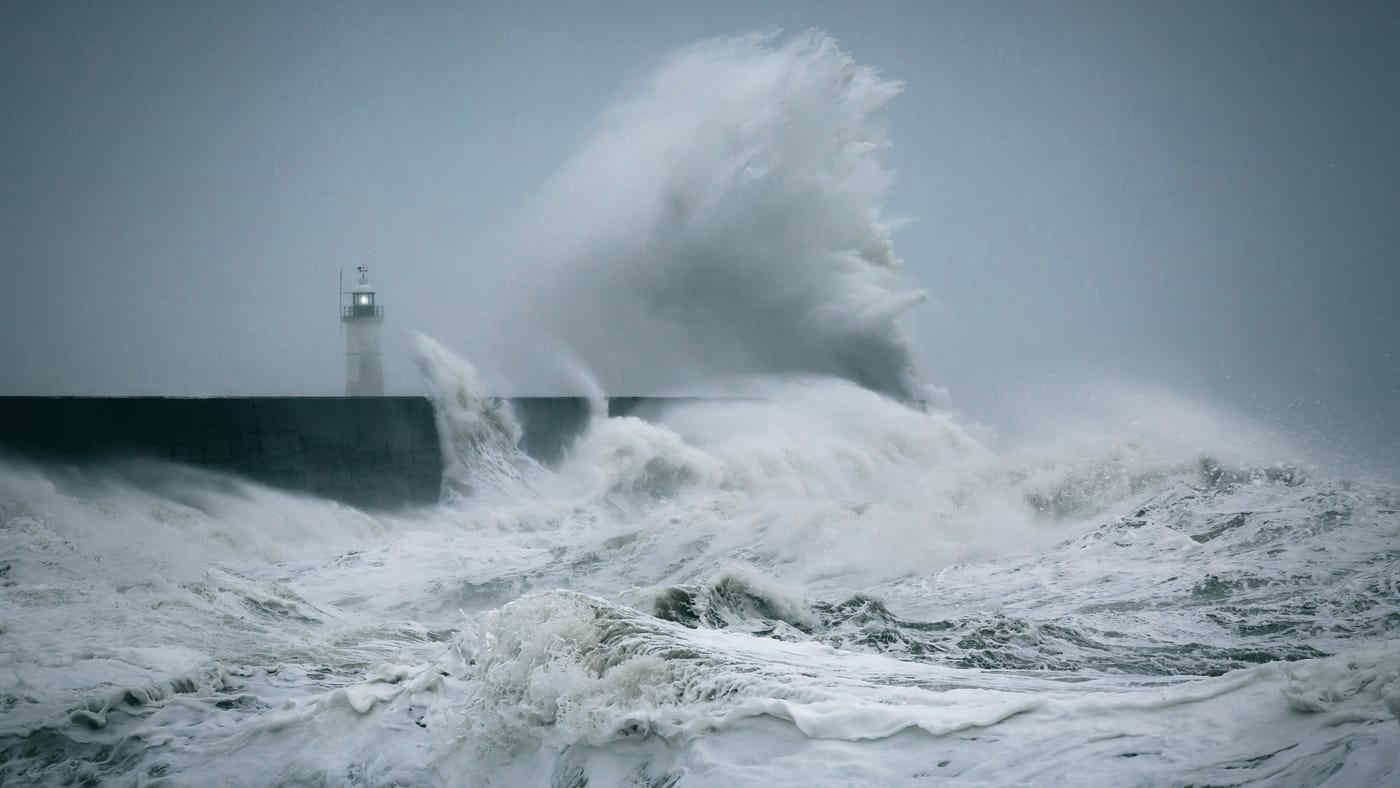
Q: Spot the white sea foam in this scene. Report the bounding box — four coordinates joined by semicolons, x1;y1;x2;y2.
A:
3;350;1395;785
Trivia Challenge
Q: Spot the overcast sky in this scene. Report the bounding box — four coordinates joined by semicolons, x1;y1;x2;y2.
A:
3;1;1397;470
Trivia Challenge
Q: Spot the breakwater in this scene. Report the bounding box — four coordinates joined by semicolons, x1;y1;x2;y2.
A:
0;396;639;510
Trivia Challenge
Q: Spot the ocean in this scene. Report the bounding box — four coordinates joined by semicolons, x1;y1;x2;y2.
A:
2;354;1397;785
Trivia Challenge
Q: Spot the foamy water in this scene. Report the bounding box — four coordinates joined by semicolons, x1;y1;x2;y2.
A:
3;32;1398;786
3;352;1396;785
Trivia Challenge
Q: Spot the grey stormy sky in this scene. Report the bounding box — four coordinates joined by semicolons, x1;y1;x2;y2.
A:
2;1;1397;470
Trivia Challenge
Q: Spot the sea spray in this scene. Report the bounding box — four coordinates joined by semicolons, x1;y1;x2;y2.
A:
463;32;927;400
414;333;540;501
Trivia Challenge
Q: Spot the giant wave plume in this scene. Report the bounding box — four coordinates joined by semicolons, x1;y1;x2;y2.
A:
464;32;927;401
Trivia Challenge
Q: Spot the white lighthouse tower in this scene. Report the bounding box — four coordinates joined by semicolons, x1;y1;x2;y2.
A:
342;264;384;396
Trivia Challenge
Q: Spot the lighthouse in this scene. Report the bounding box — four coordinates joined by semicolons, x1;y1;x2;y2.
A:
342;265;385;396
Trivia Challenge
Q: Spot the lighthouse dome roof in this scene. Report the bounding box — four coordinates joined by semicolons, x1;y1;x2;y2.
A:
352;281;375;293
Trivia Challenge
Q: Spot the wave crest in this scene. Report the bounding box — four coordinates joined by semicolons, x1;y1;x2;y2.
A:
471;32;926;399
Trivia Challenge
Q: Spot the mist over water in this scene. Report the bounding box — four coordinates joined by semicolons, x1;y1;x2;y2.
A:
2;31;1398;787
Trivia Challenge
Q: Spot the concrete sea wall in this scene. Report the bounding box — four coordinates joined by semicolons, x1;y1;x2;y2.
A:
0;396;696;509
0;397;444;509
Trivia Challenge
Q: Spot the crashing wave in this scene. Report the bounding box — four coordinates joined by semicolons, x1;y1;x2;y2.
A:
414;334;542;501
461;32;926;400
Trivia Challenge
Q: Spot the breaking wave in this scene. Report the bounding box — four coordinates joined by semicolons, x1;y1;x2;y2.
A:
464;32;927;400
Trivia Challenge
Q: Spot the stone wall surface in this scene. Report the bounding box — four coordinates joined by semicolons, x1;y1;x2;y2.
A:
0;397;445;509
0;396;693;509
